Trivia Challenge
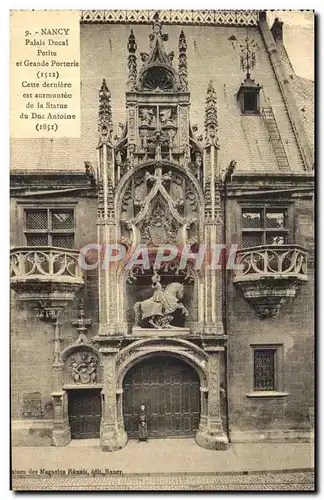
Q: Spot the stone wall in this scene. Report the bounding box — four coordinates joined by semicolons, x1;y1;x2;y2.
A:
10;195;99;423
226;195;314;441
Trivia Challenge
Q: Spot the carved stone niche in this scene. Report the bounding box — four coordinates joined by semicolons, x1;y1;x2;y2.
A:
233;245;308;318
64;348;101;386
126;264;196;334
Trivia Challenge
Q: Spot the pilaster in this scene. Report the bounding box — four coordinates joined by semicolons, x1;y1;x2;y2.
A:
203;81;224;335
52;391;71;447
196;346;228;450
99;347;127;451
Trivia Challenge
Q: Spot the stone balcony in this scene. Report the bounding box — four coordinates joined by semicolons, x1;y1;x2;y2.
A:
233;245;308;318
10;246;84;306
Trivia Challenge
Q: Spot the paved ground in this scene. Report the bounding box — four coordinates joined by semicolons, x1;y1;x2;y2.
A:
12;471;314;491
12;438;315;491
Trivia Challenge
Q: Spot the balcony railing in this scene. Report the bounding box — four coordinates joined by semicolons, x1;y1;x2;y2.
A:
10;246;84;301
233;245;308;318
233;245;308;283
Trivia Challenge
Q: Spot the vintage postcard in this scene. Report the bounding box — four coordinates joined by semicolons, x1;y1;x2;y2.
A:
10;9;314;491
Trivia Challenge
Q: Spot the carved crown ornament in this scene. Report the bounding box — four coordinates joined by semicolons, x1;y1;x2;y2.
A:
233;245;308;318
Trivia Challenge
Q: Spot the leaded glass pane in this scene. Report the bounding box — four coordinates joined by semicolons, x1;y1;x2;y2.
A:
51;210;74;230
254;349;275;391
242;210;262;229
242;232;263;248
52;234;74;249
266;211;286;229
26;234;48;246
26;210;48;230
266;233;286;246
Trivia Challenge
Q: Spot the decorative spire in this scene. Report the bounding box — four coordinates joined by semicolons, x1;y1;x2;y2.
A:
127;29;137;90
137;13;179;91
204;81;219;147
240;36;257;79
71;299;92;344
98;79;113;142
178;30;188;91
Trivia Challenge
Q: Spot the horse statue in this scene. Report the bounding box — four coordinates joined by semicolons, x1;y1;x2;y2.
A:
134;273;188;329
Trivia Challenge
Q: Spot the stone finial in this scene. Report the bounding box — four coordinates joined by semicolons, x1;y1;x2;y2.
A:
178;30;188;91
271;17;284;43
127;29;137;90
71;299;92;344
150;11;168;47
98;79;113;141
204;81;219;147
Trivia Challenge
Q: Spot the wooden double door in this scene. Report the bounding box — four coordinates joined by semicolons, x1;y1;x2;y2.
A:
68;389;101;439
123;356;200;438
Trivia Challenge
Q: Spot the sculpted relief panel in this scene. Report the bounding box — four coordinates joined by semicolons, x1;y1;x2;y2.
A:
64;349;100;385
119;164;200;248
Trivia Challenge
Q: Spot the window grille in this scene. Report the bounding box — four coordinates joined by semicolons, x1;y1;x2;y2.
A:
24;208;75;248
241;207;288;248
26;210;48;230
51;210;74;230
253;349;276;391
52;234;74;249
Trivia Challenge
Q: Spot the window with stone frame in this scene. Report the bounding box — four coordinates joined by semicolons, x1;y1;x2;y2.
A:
253;347;278;391
24;208;75;249
241;207;288;248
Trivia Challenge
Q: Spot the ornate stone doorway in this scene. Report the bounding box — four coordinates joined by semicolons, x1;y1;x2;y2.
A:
68;389;101;439
123;355;200;438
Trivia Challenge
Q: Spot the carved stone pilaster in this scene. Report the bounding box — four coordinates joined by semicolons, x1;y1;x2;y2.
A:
51;391;71;447
196;348;228;450
98;222;119;336
203;222;224;335
100;348;127;451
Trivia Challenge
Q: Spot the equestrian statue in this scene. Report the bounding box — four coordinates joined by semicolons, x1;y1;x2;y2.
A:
134;270;188;328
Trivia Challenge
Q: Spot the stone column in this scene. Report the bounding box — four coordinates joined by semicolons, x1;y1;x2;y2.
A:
196;347;228;450
100;347;127;451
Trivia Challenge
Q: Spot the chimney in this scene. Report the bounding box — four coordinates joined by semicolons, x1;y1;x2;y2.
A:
271;17;284;44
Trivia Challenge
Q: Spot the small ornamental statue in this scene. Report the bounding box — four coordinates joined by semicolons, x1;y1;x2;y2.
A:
138;404;148;442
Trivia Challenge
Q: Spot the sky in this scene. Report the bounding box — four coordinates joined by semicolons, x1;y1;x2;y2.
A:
267;10;314;80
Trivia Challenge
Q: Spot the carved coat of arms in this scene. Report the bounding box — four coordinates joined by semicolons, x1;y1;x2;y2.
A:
70;352;97;384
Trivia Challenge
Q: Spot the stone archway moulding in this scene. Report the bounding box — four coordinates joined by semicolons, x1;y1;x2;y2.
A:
115;337;208;391
115;160;205;218
60;342;101;362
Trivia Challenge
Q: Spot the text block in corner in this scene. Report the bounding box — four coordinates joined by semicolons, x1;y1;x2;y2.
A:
10;10;81;138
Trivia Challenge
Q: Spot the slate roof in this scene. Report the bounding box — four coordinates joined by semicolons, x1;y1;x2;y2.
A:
277;44;314;155
10;21;313;174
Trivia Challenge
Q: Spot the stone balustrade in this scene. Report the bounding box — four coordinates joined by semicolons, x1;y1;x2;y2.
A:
234;245;308;282
10;246;84;302
233;245;308;318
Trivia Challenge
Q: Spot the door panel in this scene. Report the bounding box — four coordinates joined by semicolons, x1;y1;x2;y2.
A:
123;356;200;438
68;389;101;439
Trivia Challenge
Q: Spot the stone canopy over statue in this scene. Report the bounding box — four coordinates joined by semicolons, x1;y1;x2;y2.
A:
134;270;188;329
